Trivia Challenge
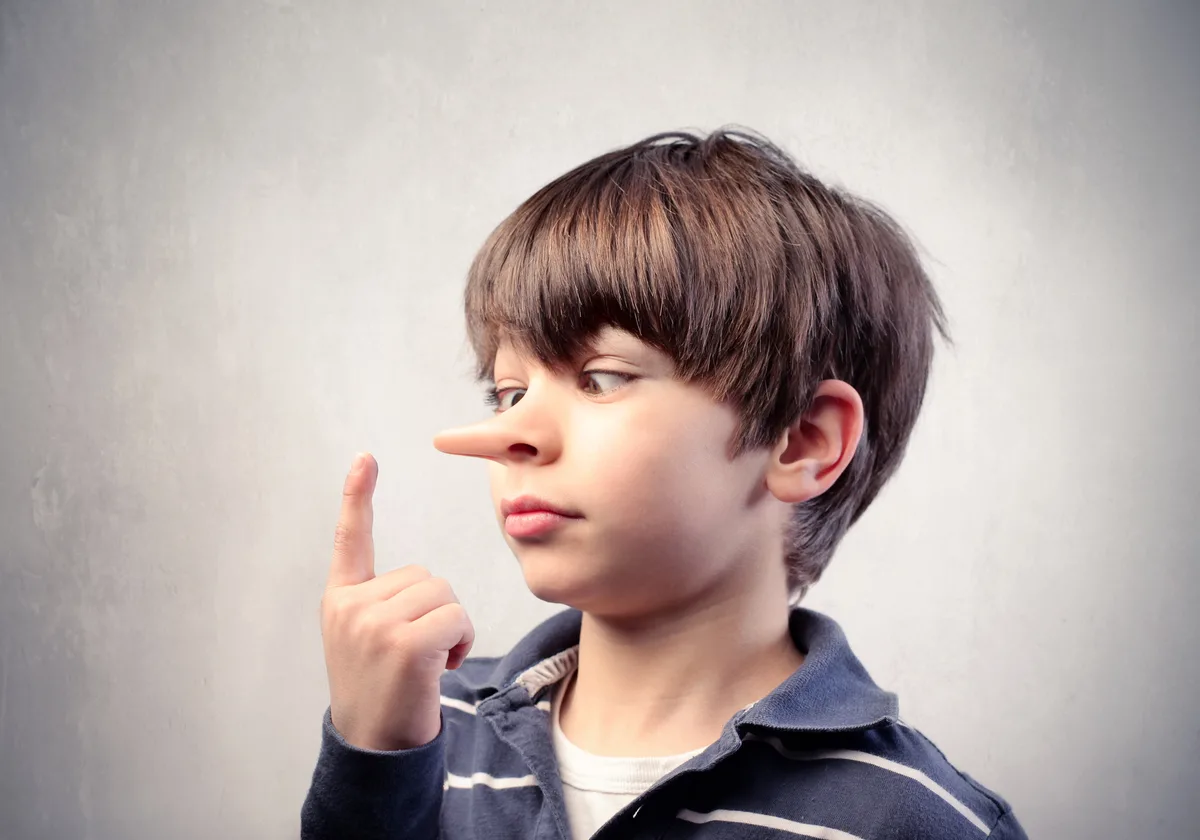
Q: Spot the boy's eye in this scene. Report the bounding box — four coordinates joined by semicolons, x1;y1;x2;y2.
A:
483;387;525;412
483;370;634;413
579;370;631;395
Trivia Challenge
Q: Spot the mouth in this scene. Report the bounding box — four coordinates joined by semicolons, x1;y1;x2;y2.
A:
501;495;582;539
500;495;582;519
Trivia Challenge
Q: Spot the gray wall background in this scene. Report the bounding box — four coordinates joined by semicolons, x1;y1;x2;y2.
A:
2;1;1197;838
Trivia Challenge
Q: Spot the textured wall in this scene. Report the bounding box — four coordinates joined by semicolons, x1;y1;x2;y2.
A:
1;1;1197;838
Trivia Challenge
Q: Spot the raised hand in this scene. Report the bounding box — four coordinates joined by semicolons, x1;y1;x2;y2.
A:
320;453;475;751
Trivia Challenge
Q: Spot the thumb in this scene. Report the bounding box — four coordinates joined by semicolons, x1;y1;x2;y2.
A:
327;452;376;588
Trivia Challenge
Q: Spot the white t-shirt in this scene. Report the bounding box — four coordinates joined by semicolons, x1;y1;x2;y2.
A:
549;667;708;840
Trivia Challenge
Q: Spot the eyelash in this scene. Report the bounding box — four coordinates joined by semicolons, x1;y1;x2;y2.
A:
483;370;636;411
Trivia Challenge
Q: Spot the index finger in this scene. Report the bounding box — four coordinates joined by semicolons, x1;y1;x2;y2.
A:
327;452;377;588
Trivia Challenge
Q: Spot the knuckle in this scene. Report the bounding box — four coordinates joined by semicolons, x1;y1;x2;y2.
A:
437;600;465;624
424;576;454;600
321;590;354;625
403;563;431;580
447;603;473;639
360;609;392;644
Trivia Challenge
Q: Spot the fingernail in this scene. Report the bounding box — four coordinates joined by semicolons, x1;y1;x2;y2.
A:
352;452;366;472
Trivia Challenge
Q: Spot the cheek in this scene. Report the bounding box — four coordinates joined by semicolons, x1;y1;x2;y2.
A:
581;411;727;520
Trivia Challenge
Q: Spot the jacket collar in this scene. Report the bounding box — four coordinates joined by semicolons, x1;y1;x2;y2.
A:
478;606;898;732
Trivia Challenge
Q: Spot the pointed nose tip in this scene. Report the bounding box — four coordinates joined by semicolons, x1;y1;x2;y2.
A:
431;429;457;455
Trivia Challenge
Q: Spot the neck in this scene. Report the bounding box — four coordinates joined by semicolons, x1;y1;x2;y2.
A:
558;569;805;757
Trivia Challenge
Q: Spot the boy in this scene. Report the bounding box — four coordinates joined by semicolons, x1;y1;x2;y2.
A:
301;128;1028;839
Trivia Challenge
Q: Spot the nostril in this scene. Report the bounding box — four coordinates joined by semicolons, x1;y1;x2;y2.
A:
508;443;537;457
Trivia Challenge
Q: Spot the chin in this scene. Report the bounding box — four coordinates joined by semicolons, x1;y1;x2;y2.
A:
518;560;662;619
514;552;603;610
518;564;585;607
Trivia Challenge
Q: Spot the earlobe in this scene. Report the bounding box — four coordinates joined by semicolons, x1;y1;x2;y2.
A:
764;380;864;505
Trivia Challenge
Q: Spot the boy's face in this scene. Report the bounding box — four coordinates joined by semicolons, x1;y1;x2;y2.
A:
433;325;787;618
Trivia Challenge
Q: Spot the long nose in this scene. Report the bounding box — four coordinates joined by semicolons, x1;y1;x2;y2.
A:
432;401;557;464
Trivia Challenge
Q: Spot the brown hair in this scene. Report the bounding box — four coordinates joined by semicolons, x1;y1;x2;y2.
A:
460;127;948;602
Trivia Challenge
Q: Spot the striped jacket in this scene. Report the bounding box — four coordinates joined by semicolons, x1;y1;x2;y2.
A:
301;606;1028;839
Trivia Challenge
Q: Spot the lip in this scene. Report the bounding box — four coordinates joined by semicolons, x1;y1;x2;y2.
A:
504;510;578;539
501;495;582;518
501;496;582;539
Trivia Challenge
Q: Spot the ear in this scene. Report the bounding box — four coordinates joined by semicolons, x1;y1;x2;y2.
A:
765;380;864;505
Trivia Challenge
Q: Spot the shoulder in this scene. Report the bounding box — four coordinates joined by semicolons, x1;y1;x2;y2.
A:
851;719;1023;837
727;721;1024;839
861;720;1014;801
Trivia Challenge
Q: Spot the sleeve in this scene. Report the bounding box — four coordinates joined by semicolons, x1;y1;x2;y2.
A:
300;706;445;840
987;808;1030;840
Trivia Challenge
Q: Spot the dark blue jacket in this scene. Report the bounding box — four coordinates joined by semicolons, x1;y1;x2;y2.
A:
302;606;1028;839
